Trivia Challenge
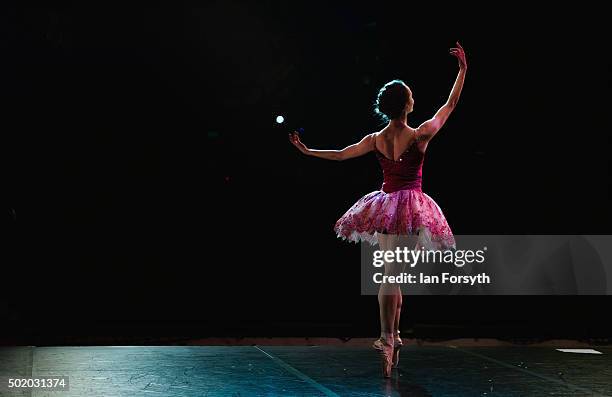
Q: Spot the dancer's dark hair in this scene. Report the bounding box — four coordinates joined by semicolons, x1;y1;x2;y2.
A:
374;79;409;122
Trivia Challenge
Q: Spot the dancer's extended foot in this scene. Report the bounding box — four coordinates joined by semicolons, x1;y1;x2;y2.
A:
373;337;394;378
392;331;403;368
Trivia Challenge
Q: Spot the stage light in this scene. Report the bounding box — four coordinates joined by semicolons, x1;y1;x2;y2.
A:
275;115;284;124
556;349;602;354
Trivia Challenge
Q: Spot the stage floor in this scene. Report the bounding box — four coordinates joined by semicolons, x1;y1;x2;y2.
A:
1;345;610;396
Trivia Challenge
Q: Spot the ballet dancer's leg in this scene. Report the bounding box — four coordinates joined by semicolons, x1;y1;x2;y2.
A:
394;288;403;337
392;234;417;335
391;233;418;367
375;233;403;377
377;233;398;343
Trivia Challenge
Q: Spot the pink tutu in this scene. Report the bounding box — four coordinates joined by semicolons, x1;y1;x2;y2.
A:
334;187;455;249
334;138;455;249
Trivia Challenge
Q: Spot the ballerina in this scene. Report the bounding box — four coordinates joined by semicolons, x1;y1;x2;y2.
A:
290;42;467;378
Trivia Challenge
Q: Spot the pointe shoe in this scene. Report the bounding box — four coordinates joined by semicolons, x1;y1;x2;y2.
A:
392;333;403;368
372;337;393;378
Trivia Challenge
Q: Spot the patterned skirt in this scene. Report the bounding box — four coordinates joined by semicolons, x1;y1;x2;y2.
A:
334;188;455;249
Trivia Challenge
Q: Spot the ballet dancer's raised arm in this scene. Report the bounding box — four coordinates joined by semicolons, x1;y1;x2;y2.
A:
416;42;467;141
289;132;375;161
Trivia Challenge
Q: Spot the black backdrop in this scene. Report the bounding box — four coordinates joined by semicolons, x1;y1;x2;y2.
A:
4;2;611;342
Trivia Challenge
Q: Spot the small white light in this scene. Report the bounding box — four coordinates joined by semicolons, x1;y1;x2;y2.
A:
276;115;284;124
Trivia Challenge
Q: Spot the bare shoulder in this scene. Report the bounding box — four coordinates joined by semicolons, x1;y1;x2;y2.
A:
372;129;384;138
407;125;429;152
401;126;418;142
369;130;383;145
405;125;417;135
414;121;434;142
374;126;394;139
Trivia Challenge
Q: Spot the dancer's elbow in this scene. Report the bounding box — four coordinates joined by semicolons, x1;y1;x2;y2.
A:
445;99;458;111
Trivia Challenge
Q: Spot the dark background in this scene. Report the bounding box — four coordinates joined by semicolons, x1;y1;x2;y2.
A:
4;2;611;343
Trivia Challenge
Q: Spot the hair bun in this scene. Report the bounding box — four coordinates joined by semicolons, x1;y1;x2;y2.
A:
375;80;409;122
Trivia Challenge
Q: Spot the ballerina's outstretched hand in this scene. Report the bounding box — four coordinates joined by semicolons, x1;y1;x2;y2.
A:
289;130;376;161
289;132;309;155
449;41;467;70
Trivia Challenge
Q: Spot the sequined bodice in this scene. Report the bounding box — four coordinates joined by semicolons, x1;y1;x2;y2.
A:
374;143;424;193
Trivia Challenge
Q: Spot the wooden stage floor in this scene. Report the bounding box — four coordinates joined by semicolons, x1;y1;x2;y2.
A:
1;344;611;396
